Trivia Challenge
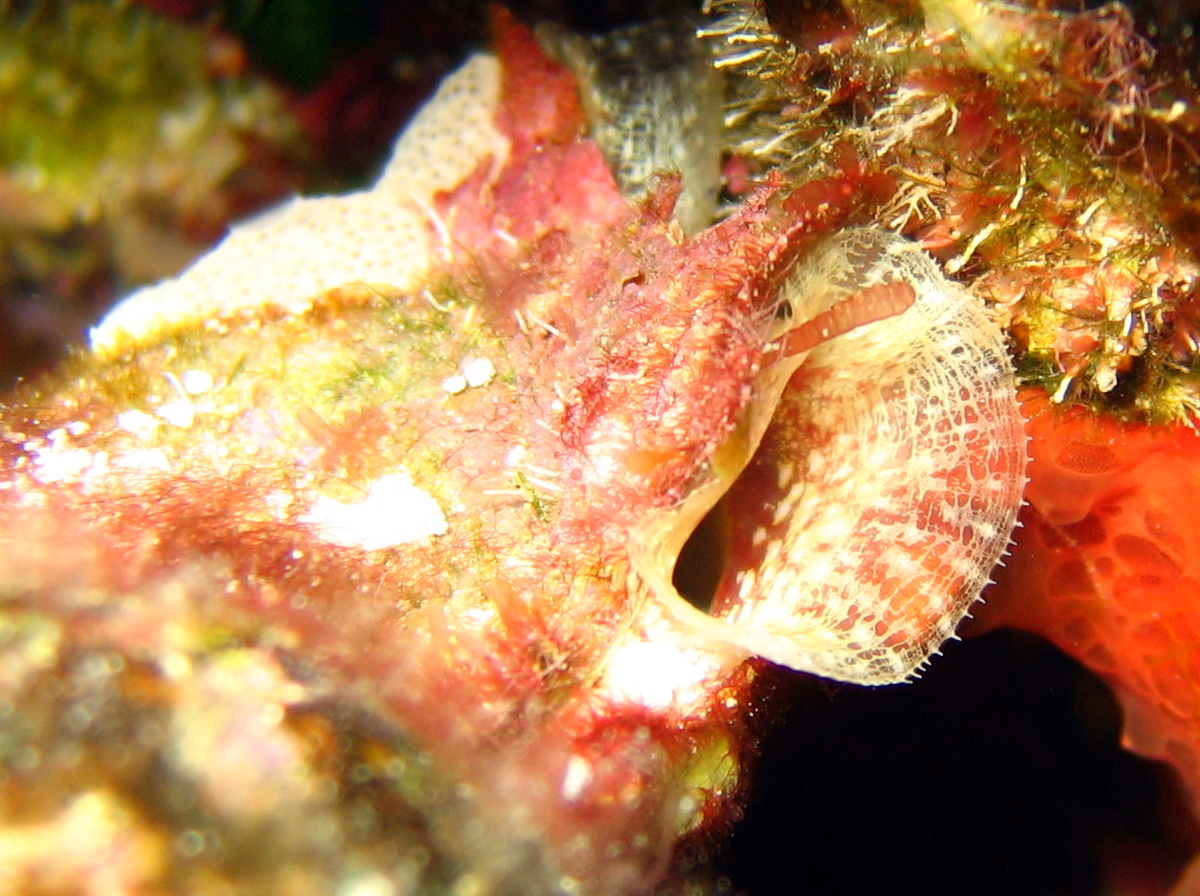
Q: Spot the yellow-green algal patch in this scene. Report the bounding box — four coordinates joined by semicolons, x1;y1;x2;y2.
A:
673;729;740;836
8;279;515;501
0;0;300;227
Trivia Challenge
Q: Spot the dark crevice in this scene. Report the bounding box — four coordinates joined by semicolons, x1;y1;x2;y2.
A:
672;499;728;613
714;628;1200;896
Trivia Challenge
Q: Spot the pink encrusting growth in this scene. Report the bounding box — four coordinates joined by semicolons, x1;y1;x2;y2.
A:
0;8;1034;895
0;17;822;894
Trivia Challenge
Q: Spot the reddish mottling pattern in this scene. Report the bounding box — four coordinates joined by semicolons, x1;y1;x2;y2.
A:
984;390;1200;806
0;20;812;893
437;137;625;265
0;481;746;894
434;27;889;547
491;7;585;152
433;15;627;289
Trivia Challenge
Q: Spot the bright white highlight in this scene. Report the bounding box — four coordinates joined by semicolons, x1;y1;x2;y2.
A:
301;471;449;551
